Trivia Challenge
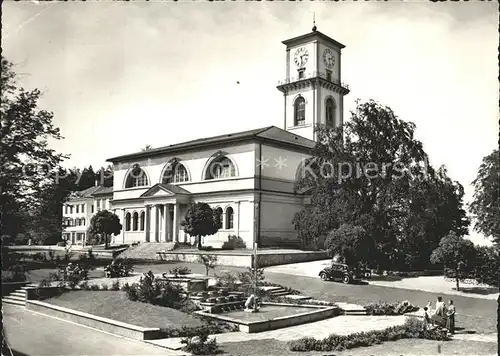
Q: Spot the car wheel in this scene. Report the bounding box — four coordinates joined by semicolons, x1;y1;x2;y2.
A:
342;275;351;284
320;272;328;281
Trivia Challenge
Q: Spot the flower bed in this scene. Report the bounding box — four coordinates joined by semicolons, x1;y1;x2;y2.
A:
364;301;419;315
288;317;449;352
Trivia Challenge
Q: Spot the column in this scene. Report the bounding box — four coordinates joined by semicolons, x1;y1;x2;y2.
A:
150;205;157;242
121;209;126;244
235;201;241;237
144;205;150;242
164;204;171;242
172;203;179;242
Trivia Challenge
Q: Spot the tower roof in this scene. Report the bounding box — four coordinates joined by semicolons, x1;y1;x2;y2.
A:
282;30;345;49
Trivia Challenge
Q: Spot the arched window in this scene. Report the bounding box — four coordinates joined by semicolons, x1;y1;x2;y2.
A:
140;211;145;231
132;212;139;231
294;96;306;126
205;156;236;180
125;166;149;188
225;207;234;229
125;213;131;231
162;161;189;184
325;98;336;126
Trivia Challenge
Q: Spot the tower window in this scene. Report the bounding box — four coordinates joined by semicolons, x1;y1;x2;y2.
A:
294;96;306;126
298;69;305;79
325;98;336;127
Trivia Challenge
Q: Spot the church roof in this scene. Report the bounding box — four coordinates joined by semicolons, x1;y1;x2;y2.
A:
107;126;315;163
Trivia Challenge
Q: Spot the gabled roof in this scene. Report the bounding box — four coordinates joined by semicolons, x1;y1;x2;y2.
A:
140;183;191;198
91;186;113;196
68;186;100;200
106;126;315;163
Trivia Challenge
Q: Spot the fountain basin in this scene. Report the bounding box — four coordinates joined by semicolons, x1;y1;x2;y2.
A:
195;302;340;333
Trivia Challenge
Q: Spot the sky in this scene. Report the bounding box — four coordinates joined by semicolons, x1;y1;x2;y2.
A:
3;1;498;245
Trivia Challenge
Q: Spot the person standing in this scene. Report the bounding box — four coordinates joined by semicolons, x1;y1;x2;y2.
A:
446;300;456;335
433;296;446;327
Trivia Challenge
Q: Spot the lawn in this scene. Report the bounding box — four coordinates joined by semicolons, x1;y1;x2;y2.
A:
219;338;498;356
46;290;203;329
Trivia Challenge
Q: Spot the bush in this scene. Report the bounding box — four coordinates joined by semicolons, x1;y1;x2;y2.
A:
181;330;222;355
214;271;240;290
160;320;238;339
288;318;449;352
122;283;138;301
111;280;120;291
221;235;247;250
101;284;109;290
79;281;91;290
365;301;419;315
38;279;52;288
473;246;499;287
169;266;192;277
104;258;133;278
90;284;100;291
60;263;89;289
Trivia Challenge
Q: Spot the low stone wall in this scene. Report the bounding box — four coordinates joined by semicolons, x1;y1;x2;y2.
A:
159;251;328;268
196;302;339;333
26;286;68;301
1;281;29;296
26;300;161;340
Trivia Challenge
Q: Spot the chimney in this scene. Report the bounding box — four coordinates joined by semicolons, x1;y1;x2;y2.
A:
95;178;99;187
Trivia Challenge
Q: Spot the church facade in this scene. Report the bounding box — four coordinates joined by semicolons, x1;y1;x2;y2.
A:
64;27;349;249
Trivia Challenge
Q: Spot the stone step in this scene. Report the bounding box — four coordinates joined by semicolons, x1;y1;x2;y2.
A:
4;295;26;302
2;297;26;306
10;291;27;298
271;291;291;297
344;310;368;315
258;286;283;293
283;295;312;301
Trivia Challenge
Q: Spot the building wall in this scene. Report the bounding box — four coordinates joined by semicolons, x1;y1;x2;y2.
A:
317;42;341;82
112;143;257;202
259;192;304;247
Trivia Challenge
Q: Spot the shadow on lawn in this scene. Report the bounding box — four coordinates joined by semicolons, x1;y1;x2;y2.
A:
453;286;499;296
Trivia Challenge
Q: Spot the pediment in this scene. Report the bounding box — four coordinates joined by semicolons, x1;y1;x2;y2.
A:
140;183;190;198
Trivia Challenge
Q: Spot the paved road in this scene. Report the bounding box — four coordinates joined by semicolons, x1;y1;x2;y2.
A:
2;304;183;356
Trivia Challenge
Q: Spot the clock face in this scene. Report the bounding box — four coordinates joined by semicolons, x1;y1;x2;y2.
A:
323;48;335;69
294;47;309;67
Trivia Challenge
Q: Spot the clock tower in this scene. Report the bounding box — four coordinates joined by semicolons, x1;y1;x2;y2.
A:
277;25;350;141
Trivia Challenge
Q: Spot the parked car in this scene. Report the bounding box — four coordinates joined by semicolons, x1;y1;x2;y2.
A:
318;262;370;284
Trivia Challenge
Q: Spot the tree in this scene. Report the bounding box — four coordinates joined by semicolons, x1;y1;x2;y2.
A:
293;100;470;270
87;210;122;249
1;56;67;243
430;231;476;291
198;255;218;276
470;149;500;245
181;203;222;250
324;224;375;267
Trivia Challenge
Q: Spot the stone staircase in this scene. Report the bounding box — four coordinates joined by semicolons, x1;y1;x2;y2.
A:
259;286;312;301
2;283;37;307
118;242;176;260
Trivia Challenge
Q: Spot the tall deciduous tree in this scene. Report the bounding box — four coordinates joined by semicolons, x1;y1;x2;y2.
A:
1;56;67;243
181;203;222;250
294;100;469;270
430;231;476;291
324;224;375;266
470;149;500;245
87;210;122;249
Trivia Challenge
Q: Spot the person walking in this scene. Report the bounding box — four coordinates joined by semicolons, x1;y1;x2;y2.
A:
446;300;456;335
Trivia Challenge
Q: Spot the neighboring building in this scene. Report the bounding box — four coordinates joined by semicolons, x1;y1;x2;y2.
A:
62;184;113;245
103;26;349;248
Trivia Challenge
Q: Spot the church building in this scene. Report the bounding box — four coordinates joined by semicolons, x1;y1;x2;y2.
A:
65;26;349;249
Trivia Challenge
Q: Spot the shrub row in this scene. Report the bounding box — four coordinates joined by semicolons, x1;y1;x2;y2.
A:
159;319;239;338
288;318;448;352
364;301;419;315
